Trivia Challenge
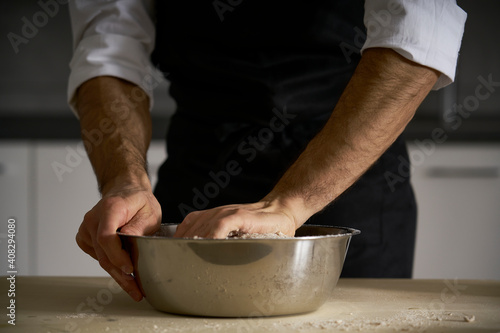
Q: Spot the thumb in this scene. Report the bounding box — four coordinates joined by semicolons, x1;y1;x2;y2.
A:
119;208;161;236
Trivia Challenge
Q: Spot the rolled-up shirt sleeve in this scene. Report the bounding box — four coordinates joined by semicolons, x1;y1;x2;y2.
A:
361;0;467;90
67;0;156;113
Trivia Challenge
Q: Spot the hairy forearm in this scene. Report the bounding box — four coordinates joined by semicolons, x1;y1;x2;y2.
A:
265;48;439;226
75;76;152;195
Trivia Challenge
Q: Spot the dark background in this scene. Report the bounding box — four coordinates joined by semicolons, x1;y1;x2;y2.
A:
0;0;499;140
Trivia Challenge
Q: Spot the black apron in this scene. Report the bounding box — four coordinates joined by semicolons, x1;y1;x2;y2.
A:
152;0;416;278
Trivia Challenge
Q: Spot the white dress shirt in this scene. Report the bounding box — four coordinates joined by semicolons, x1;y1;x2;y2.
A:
67;0;467;112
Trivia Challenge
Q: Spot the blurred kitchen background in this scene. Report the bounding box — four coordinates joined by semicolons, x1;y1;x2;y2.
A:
0;1;499;279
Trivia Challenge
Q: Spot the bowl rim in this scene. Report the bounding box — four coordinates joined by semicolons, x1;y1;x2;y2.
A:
117;223;360;241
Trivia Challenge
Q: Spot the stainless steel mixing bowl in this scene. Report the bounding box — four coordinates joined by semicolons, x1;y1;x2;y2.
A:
119;224;359;317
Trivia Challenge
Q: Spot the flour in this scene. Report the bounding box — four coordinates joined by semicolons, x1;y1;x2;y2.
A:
463;314;475;322
49;310;476;332
270;310;477;332
55;312;103;319
226;230;292;239
190;231;293;239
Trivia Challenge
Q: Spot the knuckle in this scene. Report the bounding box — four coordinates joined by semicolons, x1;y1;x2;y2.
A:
98;259;112;272
100;197;118;211
186;210;200;219
96;234;107;247
75;233;84;248
123;224;142;236
83;210;93;221
153;207;162;225
215;214;237;229
183;211;199;225
102;196;127;212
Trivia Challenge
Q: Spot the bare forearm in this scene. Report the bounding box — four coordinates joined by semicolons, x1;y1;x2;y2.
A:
75;76;152;195
74;77;160;301
171;48;440;239
265;48;439;226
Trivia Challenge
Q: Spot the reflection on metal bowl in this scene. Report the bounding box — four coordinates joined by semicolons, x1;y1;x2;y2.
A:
119;224;360;317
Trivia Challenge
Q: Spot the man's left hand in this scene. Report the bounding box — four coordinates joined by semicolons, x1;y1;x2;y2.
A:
173;201;297;238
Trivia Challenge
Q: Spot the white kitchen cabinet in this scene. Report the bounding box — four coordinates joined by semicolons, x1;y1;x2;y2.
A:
409;143;500;279
0;142;32;275
2;140;499;279
2;140;166;277
147;141;167;192
34;141;102;276
33;141;166;276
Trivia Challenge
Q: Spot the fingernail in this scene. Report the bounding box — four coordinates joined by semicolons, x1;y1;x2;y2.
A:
122;265;134;275
129;290;142;301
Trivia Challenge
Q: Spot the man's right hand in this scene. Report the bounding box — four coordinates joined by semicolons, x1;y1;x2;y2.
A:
76;186;161;302
74;76;157;301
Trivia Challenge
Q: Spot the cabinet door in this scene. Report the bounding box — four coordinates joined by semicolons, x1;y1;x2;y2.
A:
0;142;32;275
35;141;103;276
147;141;167;192
409;143;500;279
34;141;167;276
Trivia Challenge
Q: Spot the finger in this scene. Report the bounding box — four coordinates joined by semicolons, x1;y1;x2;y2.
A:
198;207;244;239
120;203;161;236
174;211;200;238
208;214;241;239
96;200;135;274
94;245;143;302
75;226;98;260
178;211;220;238
179;209;237;239
76;234;98;260
186;219;212;238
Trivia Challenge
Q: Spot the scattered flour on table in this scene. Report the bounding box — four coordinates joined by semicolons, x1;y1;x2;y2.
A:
270;310;477;332
55;312;103;319
60;310;476;333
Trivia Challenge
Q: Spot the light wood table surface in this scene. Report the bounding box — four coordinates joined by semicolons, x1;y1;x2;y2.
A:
1;277;499;332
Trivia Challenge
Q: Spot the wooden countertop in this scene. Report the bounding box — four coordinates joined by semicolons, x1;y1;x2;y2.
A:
2;277;499;332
